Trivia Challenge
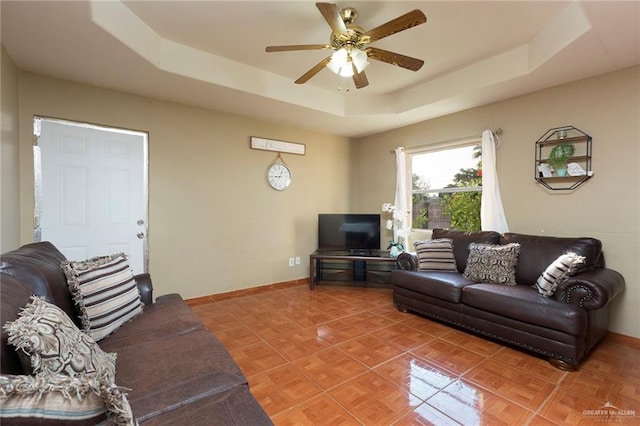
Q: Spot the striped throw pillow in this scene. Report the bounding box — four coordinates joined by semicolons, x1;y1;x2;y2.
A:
414;239;457;271
62;253;143;341
535;252;586;297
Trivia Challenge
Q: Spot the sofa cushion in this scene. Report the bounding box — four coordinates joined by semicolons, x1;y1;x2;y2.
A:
0;263;55;305
98;294;205;350
463;243;520;286
414;239;457;271
432;229;501;273
500;233;603;285
0;372;134;426
105;328;247;422
535;252;586;297
4;297;116;381
391;270;476;303
0;242;76;324
462;283;587;335
140;385;273;426
62;253;144;341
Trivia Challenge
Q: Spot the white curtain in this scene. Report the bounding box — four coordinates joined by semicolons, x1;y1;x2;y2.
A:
393;147;410;248
481;130;509;233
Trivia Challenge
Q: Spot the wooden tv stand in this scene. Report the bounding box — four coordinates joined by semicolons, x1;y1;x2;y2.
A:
309;250;397;289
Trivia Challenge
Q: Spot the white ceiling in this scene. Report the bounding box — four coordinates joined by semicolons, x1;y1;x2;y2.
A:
2;1;639;137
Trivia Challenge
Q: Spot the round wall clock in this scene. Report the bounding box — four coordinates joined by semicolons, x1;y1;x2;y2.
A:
267;163;292;191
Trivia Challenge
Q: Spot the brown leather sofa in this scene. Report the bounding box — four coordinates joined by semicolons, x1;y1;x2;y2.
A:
392;229;625;370
1;242;272;425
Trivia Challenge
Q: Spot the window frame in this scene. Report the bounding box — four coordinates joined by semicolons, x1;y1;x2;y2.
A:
407;138;483;233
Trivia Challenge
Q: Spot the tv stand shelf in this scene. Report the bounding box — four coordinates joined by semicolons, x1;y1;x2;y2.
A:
309;250;397;289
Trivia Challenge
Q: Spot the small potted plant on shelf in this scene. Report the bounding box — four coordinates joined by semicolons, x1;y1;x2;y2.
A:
548;143;575;177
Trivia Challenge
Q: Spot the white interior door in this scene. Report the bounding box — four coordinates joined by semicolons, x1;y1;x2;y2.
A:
35;118;148;274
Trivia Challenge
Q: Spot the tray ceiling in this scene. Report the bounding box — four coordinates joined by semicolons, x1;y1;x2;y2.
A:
2;1;638;137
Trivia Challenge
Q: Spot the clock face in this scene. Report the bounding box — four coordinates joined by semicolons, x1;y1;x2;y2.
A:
267;163;292;191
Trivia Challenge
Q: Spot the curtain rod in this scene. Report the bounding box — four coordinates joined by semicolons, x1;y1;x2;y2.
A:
390;128;503;154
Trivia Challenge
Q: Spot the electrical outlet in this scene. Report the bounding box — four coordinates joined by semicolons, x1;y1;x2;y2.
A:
295;256;301;265
288;257;295;267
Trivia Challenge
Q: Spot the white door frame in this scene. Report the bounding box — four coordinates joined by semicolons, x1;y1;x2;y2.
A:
33;116;149;273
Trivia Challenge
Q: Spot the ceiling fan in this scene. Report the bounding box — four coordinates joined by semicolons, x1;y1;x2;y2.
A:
265;2;427;89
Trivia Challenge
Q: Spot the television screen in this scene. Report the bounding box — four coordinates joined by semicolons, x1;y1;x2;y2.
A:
318;214;381;251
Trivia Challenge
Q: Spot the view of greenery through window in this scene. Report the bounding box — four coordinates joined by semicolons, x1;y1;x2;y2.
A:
411;144;482;232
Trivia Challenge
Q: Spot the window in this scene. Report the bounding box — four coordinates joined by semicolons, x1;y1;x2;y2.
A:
410;143;482;232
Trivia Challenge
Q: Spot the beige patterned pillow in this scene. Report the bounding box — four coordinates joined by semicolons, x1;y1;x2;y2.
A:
463;243;521;286
4;296;116;382
62;253;143;341
0;372;134;425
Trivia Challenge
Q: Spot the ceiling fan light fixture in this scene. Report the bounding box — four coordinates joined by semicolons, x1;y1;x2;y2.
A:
327;47;369;77
351;48;369;73
327;48;351;76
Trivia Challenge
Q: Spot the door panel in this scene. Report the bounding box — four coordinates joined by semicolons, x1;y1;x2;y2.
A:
36;119;148;274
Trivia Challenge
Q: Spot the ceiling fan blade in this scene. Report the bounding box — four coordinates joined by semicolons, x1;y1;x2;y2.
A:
364;10;427;43
352;67;369;89
266;44;331;52
295;56;332;84
316;2;347;35
367;47;424;71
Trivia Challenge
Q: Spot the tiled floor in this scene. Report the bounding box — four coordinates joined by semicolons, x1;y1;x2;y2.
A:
190;284;640;425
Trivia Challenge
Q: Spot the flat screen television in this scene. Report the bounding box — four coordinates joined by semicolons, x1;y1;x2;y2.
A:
318;214;381;251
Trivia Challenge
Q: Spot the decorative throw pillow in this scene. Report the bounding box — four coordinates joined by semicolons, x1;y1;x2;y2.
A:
535;252;586;297
3;297;116;382
463;243;521;286
62;253;143;341
414;239;457;271
0;372;135;426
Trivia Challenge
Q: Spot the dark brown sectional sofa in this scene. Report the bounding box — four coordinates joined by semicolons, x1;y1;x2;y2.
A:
0;242;272;425
392;229;625;370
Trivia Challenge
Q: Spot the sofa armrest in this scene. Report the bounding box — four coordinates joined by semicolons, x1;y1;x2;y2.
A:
156;293;183;303
396;252;418;271
134;273;153;305
553;268;625;310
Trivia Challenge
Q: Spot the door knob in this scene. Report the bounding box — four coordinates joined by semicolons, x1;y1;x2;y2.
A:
137;232;144;239
137;219;145;225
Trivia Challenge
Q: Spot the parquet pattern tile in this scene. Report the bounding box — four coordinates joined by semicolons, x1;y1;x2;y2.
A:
464;360;556;411
191;284;640;424
427;379;533;425
266;328;331;361
328;371;419;425
272;394;360;425
229;342;287;377
337;334;405;368
410;339;487;376
373;354;454;401
249;364;322;417
213;323;261;351
490;346;568;385
334;311;397;333
292;347;368;390
371;324;435;351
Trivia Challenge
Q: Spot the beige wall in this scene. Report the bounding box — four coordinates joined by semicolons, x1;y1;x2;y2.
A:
16;72;354;299
3;52;638;338
356;66;640;338
0;45;21;252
